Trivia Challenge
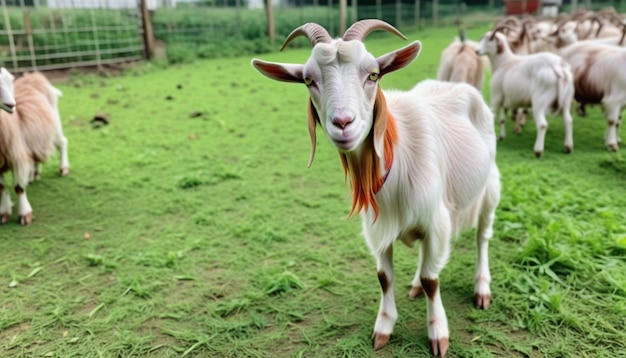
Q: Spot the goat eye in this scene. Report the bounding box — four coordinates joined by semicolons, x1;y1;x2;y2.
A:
304;77;313;86
369;73;379;81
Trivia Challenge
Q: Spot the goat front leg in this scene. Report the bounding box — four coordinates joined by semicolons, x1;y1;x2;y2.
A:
421;207;452;357
372;245;397;350
13;165;32;225
532;108;549;158
0;173;13;224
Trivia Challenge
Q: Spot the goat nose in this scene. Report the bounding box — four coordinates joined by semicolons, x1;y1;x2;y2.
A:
332;116;354;129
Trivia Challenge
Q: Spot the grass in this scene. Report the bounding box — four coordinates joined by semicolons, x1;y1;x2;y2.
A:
1;23;626;357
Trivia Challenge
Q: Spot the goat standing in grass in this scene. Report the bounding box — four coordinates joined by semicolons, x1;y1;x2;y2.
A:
476;27;575;157
252;20;500;357
0;68;69;225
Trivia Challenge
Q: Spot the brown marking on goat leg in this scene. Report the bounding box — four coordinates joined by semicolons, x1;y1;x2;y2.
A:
420;277;439;300
15;186;24;195
377;271;389;294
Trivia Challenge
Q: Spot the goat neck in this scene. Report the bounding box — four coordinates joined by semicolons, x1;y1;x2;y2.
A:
339;86;397;220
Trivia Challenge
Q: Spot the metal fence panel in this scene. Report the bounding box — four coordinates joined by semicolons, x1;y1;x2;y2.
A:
0;0;145;72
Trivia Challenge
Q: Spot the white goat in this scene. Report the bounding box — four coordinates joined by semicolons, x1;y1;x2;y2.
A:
0;68;69;225
437;37;484;91
476;27;575;157
559;42;626;150
252;20;500;357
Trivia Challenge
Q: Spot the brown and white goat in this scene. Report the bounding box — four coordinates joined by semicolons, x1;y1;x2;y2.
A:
252;20;500;357
437;37;484;91
0;68;69;225
559;42;626;150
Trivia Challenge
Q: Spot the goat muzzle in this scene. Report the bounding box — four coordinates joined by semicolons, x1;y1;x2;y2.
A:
332;116;354;129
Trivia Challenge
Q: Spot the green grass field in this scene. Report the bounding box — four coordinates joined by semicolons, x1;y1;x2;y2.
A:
1;24;626;357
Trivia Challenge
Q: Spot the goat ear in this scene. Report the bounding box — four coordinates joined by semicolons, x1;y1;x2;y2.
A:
376;40;421;77
372;86;388;159
495;37;503;54
307;99;319;168
251;59;304;84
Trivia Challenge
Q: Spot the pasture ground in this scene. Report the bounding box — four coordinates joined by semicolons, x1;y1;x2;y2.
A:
1;24;626;357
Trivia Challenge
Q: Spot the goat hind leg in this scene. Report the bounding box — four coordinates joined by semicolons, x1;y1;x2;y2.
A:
474;167;500;309
55;133;69;176
408;244;424;299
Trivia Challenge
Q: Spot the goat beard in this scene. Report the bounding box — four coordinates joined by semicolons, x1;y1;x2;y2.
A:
307;86;397;221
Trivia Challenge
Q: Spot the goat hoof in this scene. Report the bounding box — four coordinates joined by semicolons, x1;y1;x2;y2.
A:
534;151;543;158
430;337;450;357
60;167;70;176
564;146;573;154
1;213;10;224
372;332;390;350
608;144;619;152
19;213;32;226
498;135;505;141
408;286;424;299
474;293;491;310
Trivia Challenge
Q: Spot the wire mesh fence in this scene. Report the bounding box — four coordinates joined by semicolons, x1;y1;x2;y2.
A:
1;0;625;72
0;0;145;72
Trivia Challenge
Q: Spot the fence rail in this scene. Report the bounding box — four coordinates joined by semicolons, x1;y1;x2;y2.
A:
1;0;625;72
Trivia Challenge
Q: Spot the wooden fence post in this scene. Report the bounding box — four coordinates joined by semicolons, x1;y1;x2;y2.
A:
140;0;155;60
339;0;347;34
266;0;275;47
415;0;420;28
1;0;18;70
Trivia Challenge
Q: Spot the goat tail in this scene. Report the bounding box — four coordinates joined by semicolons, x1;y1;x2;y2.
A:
553;62;574;113
466;86;497;156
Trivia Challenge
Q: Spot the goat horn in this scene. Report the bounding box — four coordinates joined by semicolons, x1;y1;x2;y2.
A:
343;19;406;42
280;23;332;51
489;25;510;40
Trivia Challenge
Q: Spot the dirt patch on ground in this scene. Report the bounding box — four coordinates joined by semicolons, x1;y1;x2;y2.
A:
35;62;141;84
